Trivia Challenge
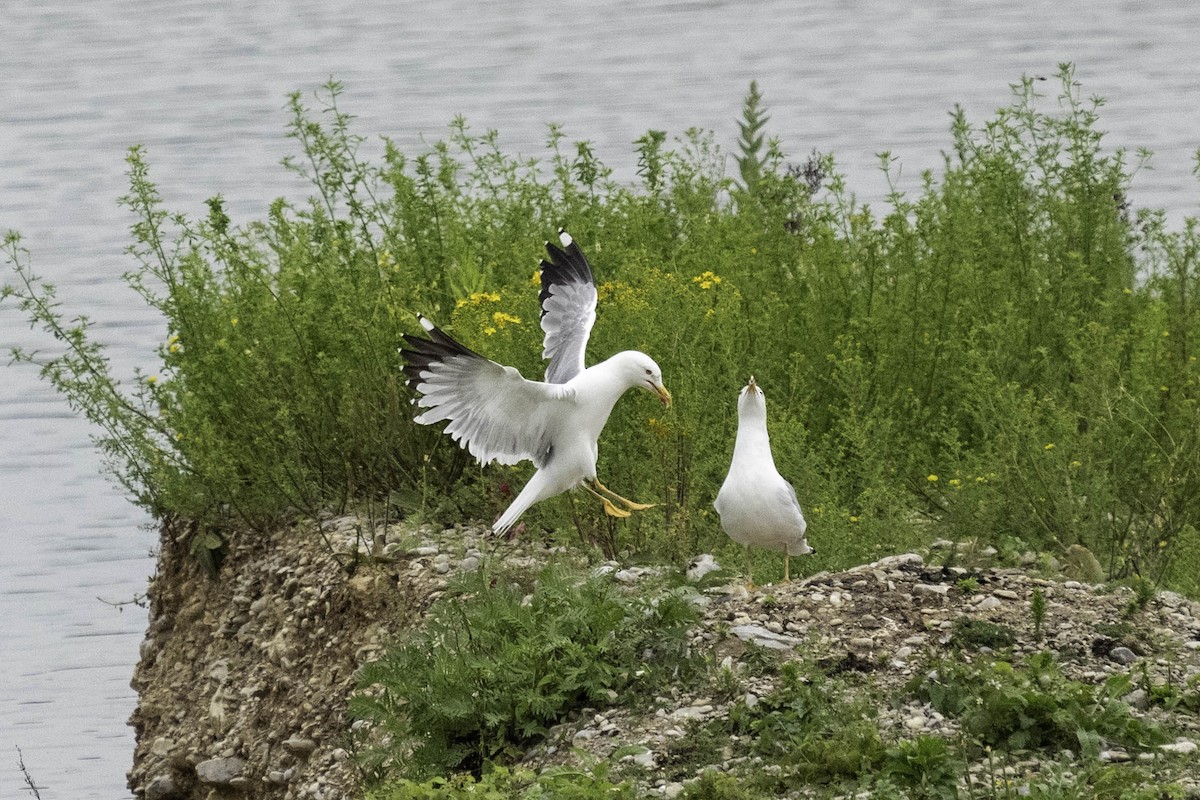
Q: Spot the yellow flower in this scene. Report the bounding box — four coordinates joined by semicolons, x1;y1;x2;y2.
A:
691;271;722;290
456;291;502;309
168;343;181;354
230;317;239;327
750;247;758;255
531;270;542;285
1070;460;1082;469
146;375;158;385
174;432;183;441
948;479;961;488
167;334;180;345
975;475;987;484
1160;385;1169;392
1044;443;1055;451
927;474;938;482
483;326;497;336
1123;288;1133;295
1162;330;1170;337
849;515;859;523
491;311;522;329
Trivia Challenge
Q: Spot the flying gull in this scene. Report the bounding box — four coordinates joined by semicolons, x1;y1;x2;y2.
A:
714;376;813;586
401;231;672;535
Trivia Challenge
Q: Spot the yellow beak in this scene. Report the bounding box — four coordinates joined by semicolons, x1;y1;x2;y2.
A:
655;383;673;407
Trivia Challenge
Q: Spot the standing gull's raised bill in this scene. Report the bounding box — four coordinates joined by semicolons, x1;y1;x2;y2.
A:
400;231;671;535
714;376;814;587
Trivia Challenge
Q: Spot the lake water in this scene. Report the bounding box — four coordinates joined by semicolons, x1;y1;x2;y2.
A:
2;1;1198;796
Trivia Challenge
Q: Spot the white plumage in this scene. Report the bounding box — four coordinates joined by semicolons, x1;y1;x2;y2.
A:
401;231;671;535
714;376;813;585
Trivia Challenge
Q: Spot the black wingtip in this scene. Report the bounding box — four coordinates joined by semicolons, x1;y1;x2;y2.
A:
539;232;595;316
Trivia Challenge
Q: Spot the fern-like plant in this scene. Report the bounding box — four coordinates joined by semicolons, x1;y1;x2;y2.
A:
735;80;770;192
351;567;698;780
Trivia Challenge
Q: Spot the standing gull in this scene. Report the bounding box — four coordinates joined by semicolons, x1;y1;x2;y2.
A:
401;231;672;535
714;376;813;586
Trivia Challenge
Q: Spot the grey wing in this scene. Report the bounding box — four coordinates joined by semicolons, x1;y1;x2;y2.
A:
401;316;573;468
778;481;808;532
539;231;597;385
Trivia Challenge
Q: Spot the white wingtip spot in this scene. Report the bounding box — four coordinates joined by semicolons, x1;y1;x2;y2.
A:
418;314;435;332
558;230;573;247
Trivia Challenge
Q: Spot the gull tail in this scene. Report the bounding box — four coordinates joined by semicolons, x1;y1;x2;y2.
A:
492;471;555;536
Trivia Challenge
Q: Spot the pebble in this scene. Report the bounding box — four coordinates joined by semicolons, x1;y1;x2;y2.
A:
283;735;317;756
195;756;247;787
662;782;685;798
145;774;182;800
975;596;1003;610
992;589;1020;600
1109;646;1138;665
410;545;439;557
687;554;721;582
730;624;800;651
1161;740;1199;755
914;583;950;596
905;715;927;730
670;706;712;721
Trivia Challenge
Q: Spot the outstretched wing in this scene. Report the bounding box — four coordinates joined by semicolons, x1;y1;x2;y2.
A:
401;316;574;468
539;230;597;384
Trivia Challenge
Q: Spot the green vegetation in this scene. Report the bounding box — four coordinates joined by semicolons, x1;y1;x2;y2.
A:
365;764;637;800
725;662;887;788
950;617;1018;651
1030;587;1048;641
5;67;1200;591
918;652;1165;754
350;567;697;781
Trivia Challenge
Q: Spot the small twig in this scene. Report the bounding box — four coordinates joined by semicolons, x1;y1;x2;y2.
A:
16;747;43;799
96;593;148;612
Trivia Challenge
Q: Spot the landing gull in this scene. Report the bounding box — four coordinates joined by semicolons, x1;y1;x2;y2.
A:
400;231;672;535
714;376;814;586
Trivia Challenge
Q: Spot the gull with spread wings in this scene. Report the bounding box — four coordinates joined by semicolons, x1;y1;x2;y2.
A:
401;231;672;535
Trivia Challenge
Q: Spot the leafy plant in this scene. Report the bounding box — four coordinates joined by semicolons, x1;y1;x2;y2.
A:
881;735;961;800
727;662;886;788
949;618;1016;651
351;567;698;780
1031;587;1047;641
918;652;1165;754
366;763;637;800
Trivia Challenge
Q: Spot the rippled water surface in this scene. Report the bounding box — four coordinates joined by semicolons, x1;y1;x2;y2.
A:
2;1;1198;796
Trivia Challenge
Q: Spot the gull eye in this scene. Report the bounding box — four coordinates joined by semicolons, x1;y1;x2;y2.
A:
644;368;652;375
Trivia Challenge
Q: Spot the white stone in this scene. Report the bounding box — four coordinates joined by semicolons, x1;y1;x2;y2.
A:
730;624;800;651
687;554;721;582
1160;740;1198;755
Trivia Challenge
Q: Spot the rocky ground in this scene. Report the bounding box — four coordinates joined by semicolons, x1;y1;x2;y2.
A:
127;517;1200;799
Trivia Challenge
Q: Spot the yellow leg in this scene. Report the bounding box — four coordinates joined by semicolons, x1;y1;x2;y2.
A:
592;479;656;511
584;484;632;518
784;554;790;582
